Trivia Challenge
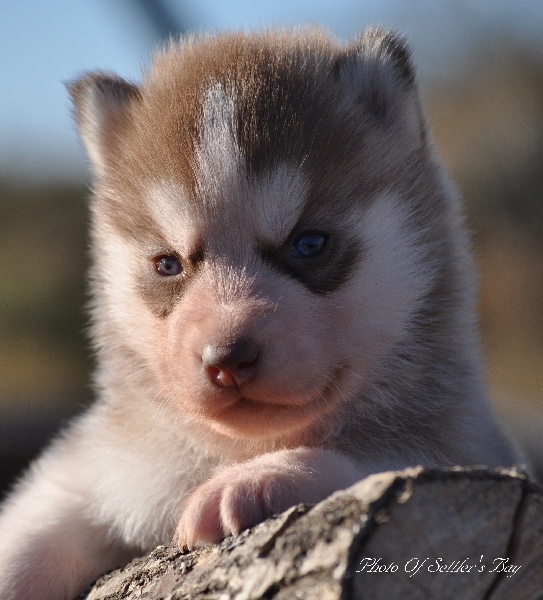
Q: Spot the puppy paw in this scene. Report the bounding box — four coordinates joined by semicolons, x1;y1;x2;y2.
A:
176;461;297;548
176;447;366;549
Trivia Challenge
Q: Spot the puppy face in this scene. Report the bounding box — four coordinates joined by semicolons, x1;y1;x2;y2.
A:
70;29;440;442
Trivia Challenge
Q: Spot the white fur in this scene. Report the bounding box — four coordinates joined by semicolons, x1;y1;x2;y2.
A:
251;165;308;244
351;193;434;352
147;181;196;251
195;83;244;210
91;219;160;368
76;87;108;175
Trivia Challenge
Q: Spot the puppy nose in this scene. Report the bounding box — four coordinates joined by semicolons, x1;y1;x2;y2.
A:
202;338;259;388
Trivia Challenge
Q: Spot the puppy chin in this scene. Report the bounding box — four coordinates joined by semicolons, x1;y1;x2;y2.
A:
171;375;337;440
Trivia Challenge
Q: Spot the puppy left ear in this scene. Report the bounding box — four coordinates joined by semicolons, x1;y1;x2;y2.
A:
333;27;423;135
67;73;141;178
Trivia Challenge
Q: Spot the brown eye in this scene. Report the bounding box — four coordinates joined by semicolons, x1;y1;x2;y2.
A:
154;255;183;277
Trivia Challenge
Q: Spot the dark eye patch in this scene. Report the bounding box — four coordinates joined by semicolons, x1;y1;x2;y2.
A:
260;231;362;294
138;246;204;318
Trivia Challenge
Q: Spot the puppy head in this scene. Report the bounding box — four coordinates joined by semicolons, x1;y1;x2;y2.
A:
69;28;441;443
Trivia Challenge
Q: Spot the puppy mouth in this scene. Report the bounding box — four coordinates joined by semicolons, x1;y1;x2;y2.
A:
198;366;345;436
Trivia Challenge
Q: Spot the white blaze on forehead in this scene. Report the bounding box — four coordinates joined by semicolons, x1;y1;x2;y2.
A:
195;83;245;207
195;83;308;243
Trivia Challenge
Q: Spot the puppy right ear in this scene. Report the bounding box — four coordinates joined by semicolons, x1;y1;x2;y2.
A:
332;28;424;143
67;73;141;178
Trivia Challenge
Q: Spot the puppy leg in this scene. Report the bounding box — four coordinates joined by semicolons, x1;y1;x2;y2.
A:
0;449;136;599
177;447;370;548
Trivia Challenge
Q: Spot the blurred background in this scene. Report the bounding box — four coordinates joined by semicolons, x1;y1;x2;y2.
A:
1;1;542;497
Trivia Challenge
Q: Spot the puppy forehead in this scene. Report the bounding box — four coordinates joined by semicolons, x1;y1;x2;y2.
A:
147;168;308;247
196;83;307;239
133;34;344;206
147;83;308;246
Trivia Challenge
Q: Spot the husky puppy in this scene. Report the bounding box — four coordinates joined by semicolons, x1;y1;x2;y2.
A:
0;28;517;599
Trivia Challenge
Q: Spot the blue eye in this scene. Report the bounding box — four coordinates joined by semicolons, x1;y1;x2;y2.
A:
154;255;183;276
292;232;327;258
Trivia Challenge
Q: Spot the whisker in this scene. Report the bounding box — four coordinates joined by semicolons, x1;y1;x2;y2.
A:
124;366;148;381
322;373;348;403
151;389;168;421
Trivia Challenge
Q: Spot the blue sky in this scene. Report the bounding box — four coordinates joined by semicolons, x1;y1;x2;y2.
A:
2;0;542;182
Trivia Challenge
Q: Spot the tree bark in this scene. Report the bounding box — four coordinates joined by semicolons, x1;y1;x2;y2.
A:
81;467;543;600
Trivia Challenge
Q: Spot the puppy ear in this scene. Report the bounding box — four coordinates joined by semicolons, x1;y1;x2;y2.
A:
67;73;141;178
333;28;423;135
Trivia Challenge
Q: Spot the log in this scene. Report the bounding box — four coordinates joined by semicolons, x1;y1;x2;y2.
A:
81;467;543;600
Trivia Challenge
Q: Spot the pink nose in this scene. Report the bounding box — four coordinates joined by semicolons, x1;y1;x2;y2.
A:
202;339;259;388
